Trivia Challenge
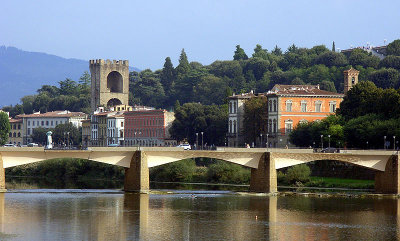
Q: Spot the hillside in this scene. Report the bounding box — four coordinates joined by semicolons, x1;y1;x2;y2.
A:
0;46;139;107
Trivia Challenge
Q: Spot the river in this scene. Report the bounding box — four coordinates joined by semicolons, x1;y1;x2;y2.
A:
1;179;399;240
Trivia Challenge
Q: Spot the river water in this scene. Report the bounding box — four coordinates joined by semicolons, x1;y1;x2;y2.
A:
1;179;400;240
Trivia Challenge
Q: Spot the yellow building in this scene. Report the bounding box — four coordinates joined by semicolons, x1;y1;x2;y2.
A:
8;118;23;146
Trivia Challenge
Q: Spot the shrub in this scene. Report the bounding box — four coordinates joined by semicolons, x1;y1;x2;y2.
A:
207;160;250;184
285;164;311;184
150;159;196;182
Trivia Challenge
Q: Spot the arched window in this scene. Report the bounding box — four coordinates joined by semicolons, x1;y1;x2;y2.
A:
230;102;233;113
273;100;277;112
233;120;237;134
233;102;237;114
229;120;232;133
301;100;307;112
269;100;272;112
273;119;277;133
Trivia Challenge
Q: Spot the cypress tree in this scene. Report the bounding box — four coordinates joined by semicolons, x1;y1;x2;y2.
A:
176;49;191;78
161;57;175;91
332;41;336;52
233;45;248;60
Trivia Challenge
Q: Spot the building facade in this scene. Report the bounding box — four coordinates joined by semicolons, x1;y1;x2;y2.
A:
265;84;344;147
107;114;125;146
17;110;87;144
227;92;254;147
124;109;175;147
8;118;23;146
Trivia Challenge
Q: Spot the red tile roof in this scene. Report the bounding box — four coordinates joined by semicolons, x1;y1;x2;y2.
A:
17;110;87;118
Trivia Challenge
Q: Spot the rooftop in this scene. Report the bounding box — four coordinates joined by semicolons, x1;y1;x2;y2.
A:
17;110;87;118
267;84;344;97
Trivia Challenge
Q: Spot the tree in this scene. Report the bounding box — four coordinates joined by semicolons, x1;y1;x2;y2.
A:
31;127;49;145
131;69;166;108
348;49;380;68
252;44;268;60
271;45;282;56
368;68;400;89
380;55;400;70
332;41;336;52
193;75;227;105
59;78;79;96
233;45;248;60
53;123;81;146
175;49;191;78
0;112;10;145
320;80;337;92
160;57;175;92
312;52;348;67
79;71;91;88
386;39;400;56
243;96;268;144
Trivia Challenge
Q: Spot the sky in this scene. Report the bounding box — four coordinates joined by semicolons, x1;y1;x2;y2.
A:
1;0;400;70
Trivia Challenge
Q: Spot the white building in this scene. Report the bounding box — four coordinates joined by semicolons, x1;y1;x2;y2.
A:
107;114;125;146
17;110;87;144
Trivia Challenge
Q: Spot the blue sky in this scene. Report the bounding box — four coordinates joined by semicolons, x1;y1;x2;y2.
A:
1;0;399;70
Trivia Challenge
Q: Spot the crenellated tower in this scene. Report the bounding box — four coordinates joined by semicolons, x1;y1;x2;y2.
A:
89;59;130;111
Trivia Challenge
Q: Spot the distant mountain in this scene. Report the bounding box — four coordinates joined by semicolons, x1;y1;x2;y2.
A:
0;46;140;107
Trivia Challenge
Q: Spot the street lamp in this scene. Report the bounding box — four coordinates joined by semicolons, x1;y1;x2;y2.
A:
394;136;396;151
328;135;331;149
266;134;269;151
260;134;263;148
384;136;387;150
196;133;199;150
201;132;204;150
366;141;369;149
320;135;324;150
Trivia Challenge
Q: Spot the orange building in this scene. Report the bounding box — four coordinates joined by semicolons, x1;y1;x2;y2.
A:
266;84;344;147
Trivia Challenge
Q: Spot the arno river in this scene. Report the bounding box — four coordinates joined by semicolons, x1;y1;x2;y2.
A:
1;179;400;240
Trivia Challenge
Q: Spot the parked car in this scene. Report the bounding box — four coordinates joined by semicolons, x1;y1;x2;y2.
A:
27;143;39;147
3;143;16;147
177;144;191;150
108;143;120;147
321;147;337;153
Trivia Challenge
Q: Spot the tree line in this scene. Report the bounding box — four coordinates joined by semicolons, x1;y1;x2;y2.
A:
2;40;400;146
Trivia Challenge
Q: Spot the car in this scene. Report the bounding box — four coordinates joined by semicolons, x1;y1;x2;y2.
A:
108;144;120;147
3;143;16;147
27;143;39;147
177;144;191;150
321;147;337;153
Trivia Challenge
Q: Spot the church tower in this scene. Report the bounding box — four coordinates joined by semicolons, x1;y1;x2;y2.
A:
343;67;359;95
89;59;130;111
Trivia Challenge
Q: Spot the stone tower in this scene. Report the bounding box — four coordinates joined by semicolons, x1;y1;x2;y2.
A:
89;59;129;111
343;67;360;95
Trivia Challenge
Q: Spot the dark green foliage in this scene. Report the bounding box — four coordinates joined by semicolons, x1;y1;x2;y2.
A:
52;123;81;146
233;45;248;60
386;39;400;56
332;41;336;52
285;164;311;184
0;112;10;145
312;51;348;67
6;158;124;180
368;68;400;89
150;159;196;182
169;103;228;145
243;96;268;144
380;55;400;70
31;127;49;145
207;160;250;184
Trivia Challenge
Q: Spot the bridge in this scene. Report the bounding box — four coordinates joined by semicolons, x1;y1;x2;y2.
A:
0;147;398;194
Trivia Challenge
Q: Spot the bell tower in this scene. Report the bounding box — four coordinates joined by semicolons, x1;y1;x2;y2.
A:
89;59;130;111
343;68;359;95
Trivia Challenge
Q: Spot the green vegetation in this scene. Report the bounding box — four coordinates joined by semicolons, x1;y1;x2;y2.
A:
307;177;374;189
31;123;81;146
150;159;251;184
5;158;125;180
0;112;10;145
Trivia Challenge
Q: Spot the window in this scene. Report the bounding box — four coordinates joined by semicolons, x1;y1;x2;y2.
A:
351;77;355;84
46;121;49;126
330;101;337;113
18;133;21;137
273;119;277;133
273;100;277;112
121;122;124;127
18;124;21;129
315;101;322;112
41;121;44;126
301;101;307;112
32;121;35;127
285;120;293;134
28;128;31;135
233;120;237;133
268;119;272;133
51;121;53;126
286;100;292;112
269;100;272;112
233;102;237;114
28;121;30;126
229;120;232;133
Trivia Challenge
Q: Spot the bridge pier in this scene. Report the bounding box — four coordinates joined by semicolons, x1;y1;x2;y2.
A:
249;152;277;193
0;154;5;192
375;154;400;194
124;151;150;193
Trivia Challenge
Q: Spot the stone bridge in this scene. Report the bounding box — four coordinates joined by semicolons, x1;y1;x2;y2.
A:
0;147;398;194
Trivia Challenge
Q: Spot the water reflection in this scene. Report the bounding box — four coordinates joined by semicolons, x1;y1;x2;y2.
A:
0;192;400;240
